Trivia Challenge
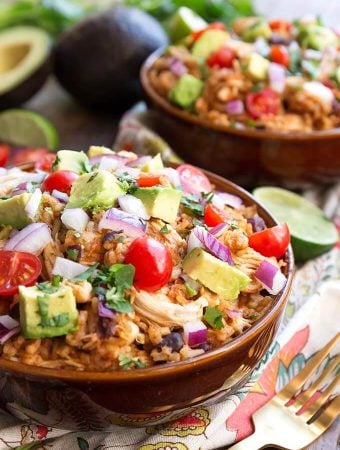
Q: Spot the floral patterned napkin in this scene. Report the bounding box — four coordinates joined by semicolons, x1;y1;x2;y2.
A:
0;116;339;450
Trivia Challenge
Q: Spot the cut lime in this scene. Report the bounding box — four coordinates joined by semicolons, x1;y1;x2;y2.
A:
0;109;58;150
253;187;338;262
169;7;207;42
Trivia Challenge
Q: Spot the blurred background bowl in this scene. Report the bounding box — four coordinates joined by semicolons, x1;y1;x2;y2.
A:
141;49;340;189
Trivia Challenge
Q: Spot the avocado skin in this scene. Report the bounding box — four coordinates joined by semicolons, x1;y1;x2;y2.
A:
54;7;168;111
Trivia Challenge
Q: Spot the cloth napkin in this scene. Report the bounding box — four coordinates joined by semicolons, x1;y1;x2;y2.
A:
0;114;339;450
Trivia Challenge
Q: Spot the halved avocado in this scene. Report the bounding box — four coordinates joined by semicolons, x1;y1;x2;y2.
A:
0;26;52;110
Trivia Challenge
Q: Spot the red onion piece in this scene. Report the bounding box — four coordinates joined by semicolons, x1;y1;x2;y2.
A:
187;229;204;254
268;62;286;94
227;309;243;318
160;167;182;189
226;99;244;115
210;223;229;237
304;49;322;60
61;208;89;232
193;227;234;265
98;208;146;238
90;154;128;168
254;37;270;56
52;256;88;279
247;215;266;232
0;315;21;344
213;192;243;209
169;58;188;77
254;260;286;295
183;320;208;347
24;188;42;219
115;167;140;178
127;155;152;168
52;189;69;203
118;195;150;220
3;223;51;255
98;301;116;319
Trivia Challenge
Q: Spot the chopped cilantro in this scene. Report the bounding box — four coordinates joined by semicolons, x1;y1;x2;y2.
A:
87;172;98;183
51;155;60;171
80;160;92;174
37;295;49;317
203;307;224;330
52;275;62;287
181;194;204;217
104;264;134;313
118;355;146;370
27;181;39;193
248;313;259;321
72;263;99;281
229;220;238;230
117;236;125;244
251;83;262;93
36;281;59;294
185;282;197;298
192;218;207;228
201;191;214;204
66;248;80;261
160;224;169;234
301;60;319;79
116;172;137;192
52;313;69;327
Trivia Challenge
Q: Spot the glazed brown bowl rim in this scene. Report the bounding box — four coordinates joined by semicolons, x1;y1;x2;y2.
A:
140;47;340;142
0;166;294;383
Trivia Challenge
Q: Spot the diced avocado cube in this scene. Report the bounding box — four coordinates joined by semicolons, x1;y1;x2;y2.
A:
141;153;164;173
133;186;182;223
334;67;340;87
183;248;250;300
245;52;269;81
53;150;89;174
0;193;31;229
192;29;230;59
297;25;338;51
67;170;126;210
88;146;115;158
19;285;78;339
242;19;272;42
169;6;207;42
169;74;203;109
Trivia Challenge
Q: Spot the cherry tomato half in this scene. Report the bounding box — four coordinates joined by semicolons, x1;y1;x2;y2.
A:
204;204;230;227
0;144;10;167
35;153;56;172
270;45;290;68
11;147;50;166
207;47;236;68
246;88;281;119
192;22;226;42
249;223;290;258
41;170;79;195
269;20;292;33
177;164;211;196
125;237;173;292
0;251;42;296
137;175;161;187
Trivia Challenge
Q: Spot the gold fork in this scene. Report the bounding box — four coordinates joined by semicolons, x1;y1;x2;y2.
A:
228;333;340;450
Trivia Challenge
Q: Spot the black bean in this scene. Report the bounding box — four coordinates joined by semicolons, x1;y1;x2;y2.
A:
158;332;184;352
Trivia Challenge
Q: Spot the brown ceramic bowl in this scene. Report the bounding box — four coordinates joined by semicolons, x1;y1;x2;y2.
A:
140;49;340;189
0;168;294;430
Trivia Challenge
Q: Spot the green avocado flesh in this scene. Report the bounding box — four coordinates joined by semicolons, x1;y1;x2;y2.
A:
133;186;182;223
0;193;31;229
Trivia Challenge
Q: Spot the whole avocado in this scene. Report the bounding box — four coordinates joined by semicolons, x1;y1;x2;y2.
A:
54;7;168;110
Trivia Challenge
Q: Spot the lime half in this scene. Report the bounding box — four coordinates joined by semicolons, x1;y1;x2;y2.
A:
169;7;207;42
253;187;338;262
0;109;58;150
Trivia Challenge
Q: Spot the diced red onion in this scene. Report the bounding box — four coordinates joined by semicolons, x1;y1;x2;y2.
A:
4;223;51;255
210;222;229;237
268;62;286;94
115;167;140;178
90;154;128;168
169;58;188;77
98;208;146;238
127;156;152;168
254;260;287;295
61;208;89;232
52;189;69;203
183;320;208;348
187;229;204;254
247;215;266;232
180;273;201;292
254;37;270;56
52;256;88;279
227;309;243;318
118;195;150;220
213;192;243;209
24;188;42;220
66;244;82;262
226;100;244;115
160;167;182;189
98;301;116;319
303;81;334;106
0;315;20;344
304;49;322;60
193;226;234;265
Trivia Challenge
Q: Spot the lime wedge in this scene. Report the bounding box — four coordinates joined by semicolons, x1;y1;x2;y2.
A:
169;7;207;42
253;187;338;262
0;109;58;150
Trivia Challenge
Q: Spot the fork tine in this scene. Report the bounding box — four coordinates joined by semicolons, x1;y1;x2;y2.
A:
299;376;339;422
277;333;340;404
287;355;340;414
309;395;340;433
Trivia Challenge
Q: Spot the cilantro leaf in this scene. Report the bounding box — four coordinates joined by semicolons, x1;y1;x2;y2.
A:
203;307;224;330
181;194;204;217
36;281;59;294
72;264;99;281
160;224;169;234
118;354;146;370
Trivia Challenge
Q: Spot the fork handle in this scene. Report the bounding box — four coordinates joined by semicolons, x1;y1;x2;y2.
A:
228;431;269;450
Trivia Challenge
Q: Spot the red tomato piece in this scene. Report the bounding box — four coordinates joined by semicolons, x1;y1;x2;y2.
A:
35;153;56;172
269;20;292;33
249;223;290;258
41;170;79;195
137;175;161;187
177;164;211;196
270;45;290;68
0;251;42;296
246;88;281;119
125;237;173;292
207;47;236;68
0;144;10;167
204;204;229;227
192;22;226;42
11;147;50;166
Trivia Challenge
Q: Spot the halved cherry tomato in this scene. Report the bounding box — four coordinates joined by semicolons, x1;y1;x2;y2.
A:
249;223;290;258
270;45;290;68
269;20;292;33
177;164;211;196
125;237;173;291
137;175;161;187
246;88;281;119
11;147;50;166
0;144;10;167
41;170;79;195
207;47;236;68
192;22;226;42
0;251;42;296
35;153;56;172
204;204;230;227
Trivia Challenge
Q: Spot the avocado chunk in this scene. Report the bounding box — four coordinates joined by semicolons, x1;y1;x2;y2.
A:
88;145;115;158
0;193;31;229
67;170;125;210
183;248;250;300
141;153;164;173
192;29;229;59
133;186;182;223
53;149;89;174
242;19;272;42
297;24;338;51
19;285;78;339
245;52;269;81
169;74;203;109
169;7;207;42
